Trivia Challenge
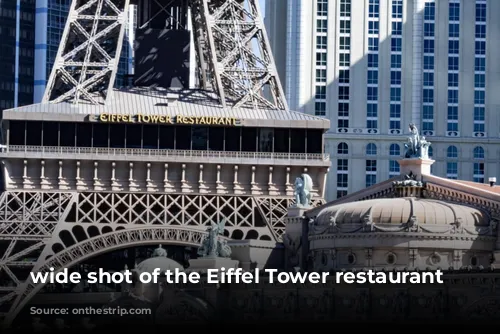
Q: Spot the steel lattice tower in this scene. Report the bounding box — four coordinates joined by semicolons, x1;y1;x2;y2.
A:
43;0;288;110
0;0;330;327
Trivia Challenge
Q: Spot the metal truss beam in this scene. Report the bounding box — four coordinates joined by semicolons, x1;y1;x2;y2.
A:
42;0;130;105
6;226;208;324
0;190;324;326
43;0;288;110
192;0;287;109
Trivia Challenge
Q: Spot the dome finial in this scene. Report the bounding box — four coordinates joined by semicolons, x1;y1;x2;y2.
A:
152;244;168;258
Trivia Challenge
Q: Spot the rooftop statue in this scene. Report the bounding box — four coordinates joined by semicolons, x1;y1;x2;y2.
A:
198;218;231;258
294;174;313;208
151;244;168;257
404;123;431;159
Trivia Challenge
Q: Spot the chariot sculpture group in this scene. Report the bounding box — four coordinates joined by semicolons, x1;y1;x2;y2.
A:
404;123;431;160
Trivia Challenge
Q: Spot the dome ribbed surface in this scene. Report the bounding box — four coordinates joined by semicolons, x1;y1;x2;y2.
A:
315;198;488;226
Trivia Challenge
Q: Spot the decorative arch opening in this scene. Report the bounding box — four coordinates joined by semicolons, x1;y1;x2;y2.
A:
6;226;209;326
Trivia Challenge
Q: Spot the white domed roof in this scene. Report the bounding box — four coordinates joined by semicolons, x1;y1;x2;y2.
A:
315;198;489;227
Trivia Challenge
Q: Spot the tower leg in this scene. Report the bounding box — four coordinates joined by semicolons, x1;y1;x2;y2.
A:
42;0;130;104
191;0;288;109
0;191;76;326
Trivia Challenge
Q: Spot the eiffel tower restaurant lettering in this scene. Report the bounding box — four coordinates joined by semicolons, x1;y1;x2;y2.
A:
98;114;239;126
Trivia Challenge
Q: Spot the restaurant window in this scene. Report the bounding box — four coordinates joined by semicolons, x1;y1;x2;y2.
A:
225;128;240;151
9;120;25;145
76;123;92;147
26;121;42;146
60;123;75;147
143;125;159;149
258;128;273;152
242;128;257;152
274;128;290;153
208;127;224;151
192;126;208;151
159;125;174;149
43;122;59;146
126;124;142;148
290;129;306;153
92;123;109;148
306;130;323;153
175;126;191;150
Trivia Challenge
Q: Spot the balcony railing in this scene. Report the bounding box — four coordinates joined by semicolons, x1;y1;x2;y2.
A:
0;145;330;163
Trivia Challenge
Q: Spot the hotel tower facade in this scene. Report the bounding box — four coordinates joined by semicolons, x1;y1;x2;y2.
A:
265;0;500;200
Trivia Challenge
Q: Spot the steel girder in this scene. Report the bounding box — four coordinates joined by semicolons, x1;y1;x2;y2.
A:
0;190;324;326
190;0;288;109
43;0;288;110
43;0;130;105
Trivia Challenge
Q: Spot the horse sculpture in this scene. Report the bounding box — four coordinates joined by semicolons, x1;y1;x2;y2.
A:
294;174;313;208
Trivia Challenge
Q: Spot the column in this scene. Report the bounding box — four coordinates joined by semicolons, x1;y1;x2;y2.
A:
411;0;425;126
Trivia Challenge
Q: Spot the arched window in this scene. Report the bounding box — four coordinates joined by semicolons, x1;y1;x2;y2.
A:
389;143;400;176
473;146;484;159
447;146;458;158
446;146;458;179
365;143;377;187
389;143;400;156
366;143;377;155
473;146;485;183
337;142;348;155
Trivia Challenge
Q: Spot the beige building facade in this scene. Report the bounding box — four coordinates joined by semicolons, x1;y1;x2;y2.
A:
265;0;500;200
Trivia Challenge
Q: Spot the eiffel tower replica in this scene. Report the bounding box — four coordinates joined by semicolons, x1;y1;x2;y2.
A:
0;0;330;326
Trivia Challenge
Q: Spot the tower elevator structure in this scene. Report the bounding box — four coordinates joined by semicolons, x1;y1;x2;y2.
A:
0;0;330;326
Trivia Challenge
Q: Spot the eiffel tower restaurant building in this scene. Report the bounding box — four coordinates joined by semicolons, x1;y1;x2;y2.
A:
0;87;331;246
0;87;330;321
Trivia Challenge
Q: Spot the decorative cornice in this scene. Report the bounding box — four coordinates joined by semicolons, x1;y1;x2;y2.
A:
311;222;495;237
309;232;496;242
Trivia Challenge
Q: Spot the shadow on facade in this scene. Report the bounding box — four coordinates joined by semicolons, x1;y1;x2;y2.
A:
134;28;190;89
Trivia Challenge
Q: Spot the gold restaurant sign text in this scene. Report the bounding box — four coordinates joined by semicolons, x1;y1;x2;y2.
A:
98;114;239;126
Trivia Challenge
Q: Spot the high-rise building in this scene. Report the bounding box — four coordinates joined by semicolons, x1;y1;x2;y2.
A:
0;0;36;110
266;0;500;201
